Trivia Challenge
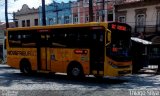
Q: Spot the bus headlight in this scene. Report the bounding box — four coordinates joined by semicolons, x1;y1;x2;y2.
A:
108;61;118;68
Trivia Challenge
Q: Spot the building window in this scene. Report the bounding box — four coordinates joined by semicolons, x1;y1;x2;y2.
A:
73;15;78;24
96;14;100;22
116;10;127;23
53;18;56;24
26;20;30;27
22;20;25;27
118;16;126;23
96;0;100;2
48;18;53;25
84;0;89;3
64;16;70;24
108;11;113;21
135;8;146;27
34;19;38;26
136;14;145;27
15;21;18;27
93;14;96;22
58;17;61;24
85;15;89;23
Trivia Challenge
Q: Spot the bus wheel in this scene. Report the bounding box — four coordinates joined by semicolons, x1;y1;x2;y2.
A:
20;59;31;74
67;62;84;78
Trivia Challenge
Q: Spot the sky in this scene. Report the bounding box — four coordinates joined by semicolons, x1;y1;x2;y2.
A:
0;0;69;22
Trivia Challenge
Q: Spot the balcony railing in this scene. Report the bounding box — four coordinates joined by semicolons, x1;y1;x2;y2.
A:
134;25;160;35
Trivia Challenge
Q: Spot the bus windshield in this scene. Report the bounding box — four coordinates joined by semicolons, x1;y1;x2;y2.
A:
107;23;132;62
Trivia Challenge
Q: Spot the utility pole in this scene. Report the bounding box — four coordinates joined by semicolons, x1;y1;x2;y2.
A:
89;0;93;22
50;2;62;24
102;0;105;22
5;0;9;28
53;3;62;24
55;4;59;24
42;0;46;26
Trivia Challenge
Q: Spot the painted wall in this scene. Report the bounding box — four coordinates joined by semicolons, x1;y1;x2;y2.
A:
72;0;115;23
39;1;72;25
14;4;39;27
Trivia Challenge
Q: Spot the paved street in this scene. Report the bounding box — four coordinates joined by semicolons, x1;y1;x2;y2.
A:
0;64;160;96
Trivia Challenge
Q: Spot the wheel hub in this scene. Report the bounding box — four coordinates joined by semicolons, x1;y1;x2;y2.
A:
72;67;80;76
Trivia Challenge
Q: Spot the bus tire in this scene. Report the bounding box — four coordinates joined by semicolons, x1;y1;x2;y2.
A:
20;59;31;74
67;61;84;78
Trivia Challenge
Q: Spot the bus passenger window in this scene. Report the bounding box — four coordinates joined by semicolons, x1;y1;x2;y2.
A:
51;30;66;48
21;31;36;47
100;35;103;42
77;31;90;48
93;34;97;40
8;33;21;47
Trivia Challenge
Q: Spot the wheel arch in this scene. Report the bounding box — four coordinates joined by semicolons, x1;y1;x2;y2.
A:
67;60;85;77
67;60;83;72
19;58;31;71
20;58;30;66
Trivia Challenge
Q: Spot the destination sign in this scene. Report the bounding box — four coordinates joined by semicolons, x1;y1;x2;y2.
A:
111;24;127;31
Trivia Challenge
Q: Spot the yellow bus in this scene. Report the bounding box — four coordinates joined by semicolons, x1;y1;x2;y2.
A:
6;22;132;78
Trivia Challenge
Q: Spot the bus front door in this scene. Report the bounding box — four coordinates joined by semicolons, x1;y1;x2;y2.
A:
90;31;104;76
37;33;51;71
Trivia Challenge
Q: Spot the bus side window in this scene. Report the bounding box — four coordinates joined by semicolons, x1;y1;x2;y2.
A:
77;28;90;48
21;31;36;47
93;33;97;40
100;33;104;42
92;30;104;44
66;28;78;47
51;29;67;48
8;32;21;47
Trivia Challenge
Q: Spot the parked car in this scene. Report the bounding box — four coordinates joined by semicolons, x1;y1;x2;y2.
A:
131;37;160;73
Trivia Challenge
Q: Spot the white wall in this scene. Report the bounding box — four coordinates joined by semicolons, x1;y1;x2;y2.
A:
16;13;39;27
117;4;160;32
118;4;160;24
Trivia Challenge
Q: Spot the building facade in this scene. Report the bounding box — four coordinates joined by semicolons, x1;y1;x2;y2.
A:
14;4;39;27
71;0;116;24
39;1;72;25
115;0;160;43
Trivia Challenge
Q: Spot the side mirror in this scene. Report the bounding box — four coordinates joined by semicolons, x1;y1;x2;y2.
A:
106;29;111;46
